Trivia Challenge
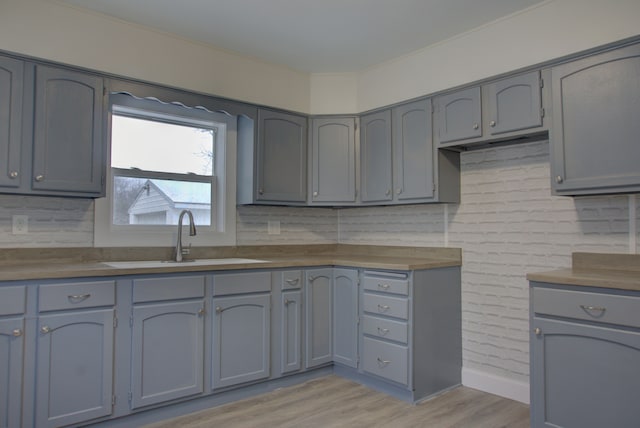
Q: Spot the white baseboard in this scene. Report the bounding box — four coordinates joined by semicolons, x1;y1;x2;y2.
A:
461;367;530;404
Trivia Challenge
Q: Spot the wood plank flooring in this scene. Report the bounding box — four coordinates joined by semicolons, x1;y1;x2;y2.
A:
145;375;529;428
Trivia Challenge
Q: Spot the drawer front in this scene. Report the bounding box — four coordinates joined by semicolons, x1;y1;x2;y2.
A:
0;286;26;316
213;271;271;296
363;293;409;320
533;287;640;329
362;337;409;386
133;275;206;303
363;275;409;296
362;315;408;344
281;270;302;290
39;281;115;312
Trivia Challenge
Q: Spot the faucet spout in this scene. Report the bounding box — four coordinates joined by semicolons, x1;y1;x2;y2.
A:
175;210;196;262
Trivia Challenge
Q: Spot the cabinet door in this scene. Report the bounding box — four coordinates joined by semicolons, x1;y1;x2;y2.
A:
212;294;270;389
551;44;640;195
486;71;542;136
310;117;356;204
305;269;333;368
0;56;24;189
280;290;302;374
393;99;434;202
360;110;392;203
131;301;205;409
333;268;358;368
0;318;24;428
435;86;482;144
257;109;307;202
531;317;640;428
36;309;114;428
32;65;104;195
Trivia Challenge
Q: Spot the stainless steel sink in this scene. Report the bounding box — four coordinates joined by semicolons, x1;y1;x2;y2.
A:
103;258;268;269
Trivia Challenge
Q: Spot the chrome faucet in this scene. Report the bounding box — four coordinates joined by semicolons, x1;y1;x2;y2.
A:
175;209;196;262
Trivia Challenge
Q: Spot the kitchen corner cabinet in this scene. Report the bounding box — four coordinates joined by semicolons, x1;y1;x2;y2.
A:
0;286;26;428
305;269;333;368
36;279;116;428
254;109;307;203
435;70;547;149
130;275;206;409
333;268;359;368
309;117;357;205
550;43;640;195
0;56;24;190
360;110;393;203
530;283;640;428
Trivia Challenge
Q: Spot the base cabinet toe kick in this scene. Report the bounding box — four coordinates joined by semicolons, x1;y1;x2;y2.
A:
1;264;461;428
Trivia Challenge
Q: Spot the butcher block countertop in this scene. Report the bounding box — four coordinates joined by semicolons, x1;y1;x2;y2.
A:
527;252;640;292
0;244;461;281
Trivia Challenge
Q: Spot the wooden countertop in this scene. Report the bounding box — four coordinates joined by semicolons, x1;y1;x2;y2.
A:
0;244;461;281
527;252;640;292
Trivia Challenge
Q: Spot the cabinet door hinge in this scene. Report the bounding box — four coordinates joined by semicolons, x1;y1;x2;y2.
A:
357;316;360;325
540;108;545;119
129;315;134;327
540;78;544;88
112;395;116;406
113;317;118;328
128;392;133;403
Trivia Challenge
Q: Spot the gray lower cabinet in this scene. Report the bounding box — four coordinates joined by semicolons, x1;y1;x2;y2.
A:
255;108;307;203
360;110;393;203
0;56;24;190
530;283;640;428
332;268;358;368
309;117;357;205
305;268;333;368
0;286;26;428
550;42;640;195
280;290;302;374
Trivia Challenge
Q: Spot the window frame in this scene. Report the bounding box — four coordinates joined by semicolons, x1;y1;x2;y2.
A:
94;93;237;247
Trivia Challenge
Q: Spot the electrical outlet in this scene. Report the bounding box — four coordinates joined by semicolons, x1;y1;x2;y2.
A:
12;215;28;235
267;220;281;235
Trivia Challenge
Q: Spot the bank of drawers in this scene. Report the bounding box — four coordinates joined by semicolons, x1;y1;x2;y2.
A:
361;271;410;386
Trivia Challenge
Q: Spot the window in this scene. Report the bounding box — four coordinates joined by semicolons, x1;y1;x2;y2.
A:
94;93;237;247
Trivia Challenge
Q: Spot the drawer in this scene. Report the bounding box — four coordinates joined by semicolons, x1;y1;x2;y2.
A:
39;280;115;312
133;275;206;303
0;286;26;316
363;293;409;320
281;270;302;290
213;271;271;296
533;287;640;329
363;273;409;296
362;337;409;386
362;315;408;344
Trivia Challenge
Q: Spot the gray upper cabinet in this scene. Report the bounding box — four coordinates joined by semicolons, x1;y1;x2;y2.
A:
435;87;482;145
486;71;543;136
392;99;435;202
32;65;105;196
550;43;640;195
309;117;357;205
360;110;393;203
0;56;24;190
255;109;307;203
333;268;359;368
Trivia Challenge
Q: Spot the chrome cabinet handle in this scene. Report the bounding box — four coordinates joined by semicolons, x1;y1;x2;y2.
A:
35;175;44;182
9;171;18;179
215;306;223;314
12;329;23;337
377;283;390;290
258;189;264;195
489;120;496;127
284;299;296;306
472;123;479;130
285;278;300;286
396;188;402;195
533;327;542;336
385;189;391;196
41;326;51;334
555;175;563;184
198;308;206;316
313;191;318;197
308;276;316;282
377;357;391;367
68;294;91;303
377;304;390;312
580;305;606;315
377;327;390;335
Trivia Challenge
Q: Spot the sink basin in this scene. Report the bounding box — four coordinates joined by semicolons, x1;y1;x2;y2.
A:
103;258;269;269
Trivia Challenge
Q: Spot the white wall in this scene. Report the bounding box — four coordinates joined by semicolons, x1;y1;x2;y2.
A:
0;0;311;112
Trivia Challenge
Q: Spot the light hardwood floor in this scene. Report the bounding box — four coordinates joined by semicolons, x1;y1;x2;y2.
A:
145;375;529;428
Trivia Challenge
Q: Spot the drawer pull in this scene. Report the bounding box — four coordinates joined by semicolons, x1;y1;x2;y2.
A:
285;278;300;286
580;305;606;316
377;357;391;367
377;283;390;290
377;304;390;312
12;329;23;337
284;299;295;306
68;294;91;303
377;327;390;335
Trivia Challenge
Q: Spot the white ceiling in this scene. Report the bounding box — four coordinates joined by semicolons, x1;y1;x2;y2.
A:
60;0;544;73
